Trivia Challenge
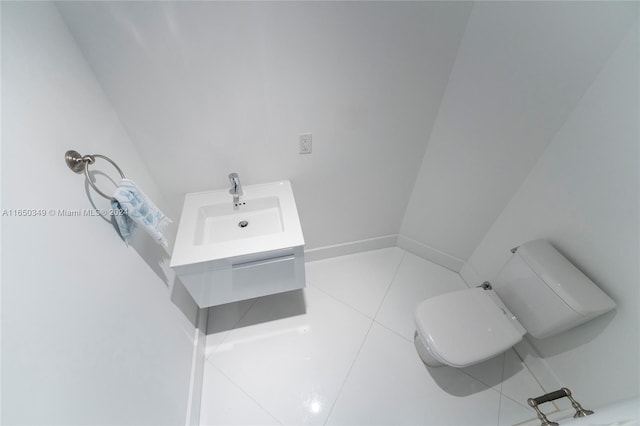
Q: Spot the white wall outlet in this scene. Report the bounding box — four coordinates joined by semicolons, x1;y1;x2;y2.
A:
299;133;312;154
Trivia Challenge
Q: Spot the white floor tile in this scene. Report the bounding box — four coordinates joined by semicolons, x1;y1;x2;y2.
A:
304;247;404;318
498;394;537;426
499;349;545;409
207;286;372;425
198;248;551;426
375;252;468;341
326;323;502;426
199;361;281;426
462;352;506;392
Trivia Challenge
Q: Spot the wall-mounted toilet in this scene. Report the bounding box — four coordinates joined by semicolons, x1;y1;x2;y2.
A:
414;239;616;368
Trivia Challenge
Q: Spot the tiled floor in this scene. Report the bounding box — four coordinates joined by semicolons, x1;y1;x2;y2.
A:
200;248;544;425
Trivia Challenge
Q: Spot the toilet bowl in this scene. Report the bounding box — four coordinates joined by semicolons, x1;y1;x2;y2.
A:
413;240;616;368
414;287;525;368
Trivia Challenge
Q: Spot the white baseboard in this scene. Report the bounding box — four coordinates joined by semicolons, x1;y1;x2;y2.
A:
396;235;465;272
305;235;466;274
304;235;398;262
185;307;208;426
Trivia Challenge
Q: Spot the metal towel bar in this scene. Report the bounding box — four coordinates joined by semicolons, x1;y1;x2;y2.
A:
65;150;125;200
527;387;594;426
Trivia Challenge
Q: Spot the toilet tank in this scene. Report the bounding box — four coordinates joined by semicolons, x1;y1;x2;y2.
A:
492;239;616;339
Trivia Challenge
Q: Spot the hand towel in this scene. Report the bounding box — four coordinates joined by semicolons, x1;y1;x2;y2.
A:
111;179;172;248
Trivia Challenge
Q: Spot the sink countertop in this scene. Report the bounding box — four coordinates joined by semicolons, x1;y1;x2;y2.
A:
170;180;305;269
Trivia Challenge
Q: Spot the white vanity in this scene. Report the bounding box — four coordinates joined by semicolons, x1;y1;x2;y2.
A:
170;180;305;307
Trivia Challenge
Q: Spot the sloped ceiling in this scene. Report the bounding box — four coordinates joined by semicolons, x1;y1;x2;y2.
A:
56;1;636;254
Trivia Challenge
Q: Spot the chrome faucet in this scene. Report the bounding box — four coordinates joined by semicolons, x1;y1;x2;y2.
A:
228;173;243;207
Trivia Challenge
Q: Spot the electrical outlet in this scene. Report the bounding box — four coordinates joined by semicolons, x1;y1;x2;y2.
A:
299;133;312;154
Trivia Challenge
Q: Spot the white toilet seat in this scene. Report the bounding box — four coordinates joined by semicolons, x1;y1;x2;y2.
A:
414;288;526;368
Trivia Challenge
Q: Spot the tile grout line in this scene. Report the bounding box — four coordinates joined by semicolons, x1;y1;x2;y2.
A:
322;318;375;426
204;359;284;426
307;281;374;321
496;352;507;426
505;349;550;411
367;250;418;345
205;298;259;362
511;346;553;409
205;280;375;426
323;250;407;425
371;319;412;343
307;247;408;323
372;249;407;321
501;391;535;411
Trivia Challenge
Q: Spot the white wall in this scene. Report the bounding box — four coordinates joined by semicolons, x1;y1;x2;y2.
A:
55;1;473;250
400;2;638;263
1;3;198;424
464;22;639;407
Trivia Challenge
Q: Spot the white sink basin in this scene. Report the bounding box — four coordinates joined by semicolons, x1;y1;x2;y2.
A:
170;180;305;307
194;196;283;246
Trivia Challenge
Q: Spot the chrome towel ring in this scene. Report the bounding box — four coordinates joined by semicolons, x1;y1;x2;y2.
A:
65;150;126;200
